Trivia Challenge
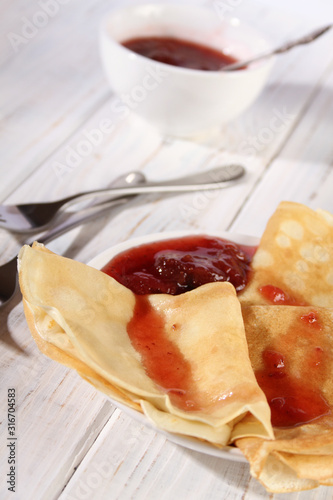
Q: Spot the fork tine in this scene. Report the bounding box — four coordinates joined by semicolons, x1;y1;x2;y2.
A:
0;171;144;233
0;205;43;232
0;197;131;305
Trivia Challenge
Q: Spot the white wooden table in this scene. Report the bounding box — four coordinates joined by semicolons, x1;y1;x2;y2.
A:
1;1;333;498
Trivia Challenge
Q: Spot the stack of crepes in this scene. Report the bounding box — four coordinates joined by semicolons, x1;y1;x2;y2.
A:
18;201;333;493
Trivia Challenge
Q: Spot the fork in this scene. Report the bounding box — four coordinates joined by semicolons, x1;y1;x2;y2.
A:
0;195;133;306
0;164;244;233
0;163;245;305
0;170;144;233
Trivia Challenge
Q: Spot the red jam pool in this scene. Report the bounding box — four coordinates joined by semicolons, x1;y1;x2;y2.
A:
101;234;255;295
122;36;240;71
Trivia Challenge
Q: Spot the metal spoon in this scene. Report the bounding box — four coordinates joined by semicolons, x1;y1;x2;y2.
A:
222;24;332;71
0;163;245;306
0;164;244;233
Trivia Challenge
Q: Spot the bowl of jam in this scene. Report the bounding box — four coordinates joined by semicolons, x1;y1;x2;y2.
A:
99;3;274;136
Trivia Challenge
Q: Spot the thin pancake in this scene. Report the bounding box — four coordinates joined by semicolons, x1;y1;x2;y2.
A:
18;242;273;446
237;305;333;492
239;201;333;307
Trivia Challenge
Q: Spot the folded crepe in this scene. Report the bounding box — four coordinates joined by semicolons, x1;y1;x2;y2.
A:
237;305;333;492
235;200;333;492
18;200;333;493
239;201;333;307
18;242;273;447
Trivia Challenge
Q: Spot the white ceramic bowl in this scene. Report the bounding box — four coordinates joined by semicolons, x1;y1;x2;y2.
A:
99;3;274;137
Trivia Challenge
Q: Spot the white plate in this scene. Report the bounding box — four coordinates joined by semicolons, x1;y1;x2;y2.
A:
88;230;260;463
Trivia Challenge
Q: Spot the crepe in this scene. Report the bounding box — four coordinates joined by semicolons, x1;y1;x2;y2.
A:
235;201;333;491
239;201;333;307
236;305;333;492
18;242;273;447
17;200;333;492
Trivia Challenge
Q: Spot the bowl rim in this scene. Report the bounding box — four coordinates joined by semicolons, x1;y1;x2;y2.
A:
100;2;275;78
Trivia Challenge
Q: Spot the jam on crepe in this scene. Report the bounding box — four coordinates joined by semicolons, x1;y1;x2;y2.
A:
122;36;241;71
102;235;255;295
255;311;331;428
259;284;307;306
127;295;200;411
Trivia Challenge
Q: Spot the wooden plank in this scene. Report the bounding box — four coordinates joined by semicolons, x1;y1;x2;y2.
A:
59;408;255;500
0;140;266;500
1;0;333;203
0;0;112;200
1;303;116;499
1;1;333;499
231;59;333;236
1;96;332;500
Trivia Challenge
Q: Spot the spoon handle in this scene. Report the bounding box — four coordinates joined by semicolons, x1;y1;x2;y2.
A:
30;164;244;243
1;164;245;305
59;164;245;209
39;198;131;245
223;24;333;71
272;24;333;55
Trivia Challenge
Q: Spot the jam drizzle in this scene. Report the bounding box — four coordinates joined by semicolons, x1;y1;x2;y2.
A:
259;284;301;305
127;295;200;411
255;310;330;428
103;236;332;425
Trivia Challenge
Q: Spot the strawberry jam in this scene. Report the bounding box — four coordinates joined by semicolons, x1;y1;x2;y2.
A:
102;235;255;295
259;284;307;306
127;295;200;411
256;348;330;428
255;311;331;428
122;36;240;71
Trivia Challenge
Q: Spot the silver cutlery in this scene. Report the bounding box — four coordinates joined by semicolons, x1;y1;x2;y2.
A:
0;196;133;307
222;24;332;71
0;164;244;233
0;170;145;234
0;164;245;306
0;167;146;307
